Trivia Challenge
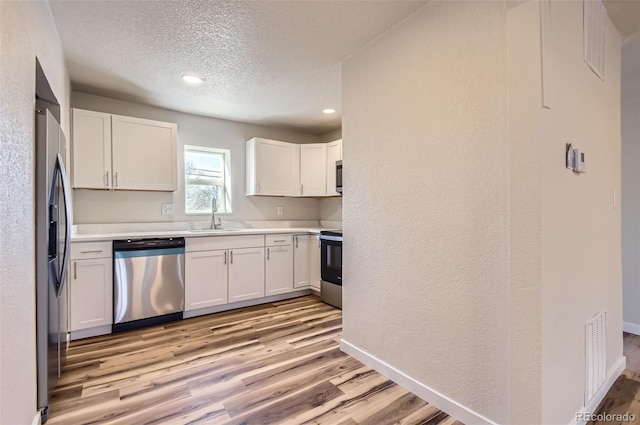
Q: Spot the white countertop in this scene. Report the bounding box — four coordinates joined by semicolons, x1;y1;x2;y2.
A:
71;227;327;242
70;220;341;242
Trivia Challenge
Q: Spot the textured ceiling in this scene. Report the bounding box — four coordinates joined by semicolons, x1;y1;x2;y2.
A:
48;0;427;134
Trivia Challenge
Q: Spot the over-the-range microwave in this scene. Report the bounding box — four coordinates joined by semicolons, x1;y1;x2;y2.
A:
336;160;342;194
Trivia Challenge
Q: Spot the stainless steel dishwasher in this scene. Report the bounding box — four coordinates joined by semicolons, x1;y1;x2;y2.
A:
113;238;185;332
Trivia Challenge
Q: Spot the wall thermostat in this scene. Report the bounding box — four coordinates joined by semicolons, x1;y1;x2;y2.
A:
565;143;586;174
573;149;586;173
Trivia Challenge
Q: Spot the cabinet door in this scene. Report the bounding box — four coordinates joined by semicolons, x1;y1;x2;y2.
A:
326;139;342;196
266;245;293;295
254;139;299;196
228;247;265;302
111;115;177;191
185;250;228;311
72;109;112;189
309;235;321;291
293;235;311;289
69;258;113;331
300;144;327;196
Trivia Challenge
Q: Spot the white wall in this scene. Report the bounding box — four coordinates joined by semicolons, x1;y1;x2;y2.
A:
0;1;70;423
622;36;640;332
539;2;622;423
342;1;510;422
342;0;623;423
507;2;543;422
71;92;325;224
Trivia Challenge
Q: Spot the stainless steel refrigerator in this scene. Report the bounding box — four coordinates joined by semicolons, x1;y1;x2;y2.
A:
35;103;72;423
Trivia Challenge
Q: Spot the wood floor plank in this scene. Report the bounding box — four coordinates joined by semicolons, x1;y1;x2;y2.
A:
48;295;461;425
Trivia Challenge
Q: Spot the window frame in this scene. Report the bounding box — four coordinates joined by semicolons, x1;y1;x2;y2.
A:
184;145;232;215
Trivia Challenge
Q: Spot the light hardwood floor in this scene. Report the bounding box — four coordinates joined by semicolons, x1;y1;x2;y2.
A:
49;296;462;425
589;333;640;423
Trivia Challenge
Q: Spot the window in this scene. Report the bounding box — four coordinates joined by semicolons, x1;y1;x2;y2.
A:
184;146;231;214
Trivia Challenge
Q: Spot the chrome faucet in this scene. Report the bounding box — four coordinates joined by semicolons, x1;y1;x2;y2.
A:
210;197;222;229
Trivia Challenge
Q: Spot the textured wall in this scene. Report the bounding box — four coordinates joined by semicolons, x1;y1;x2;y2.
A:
539;2;622;422
71;92;323;224
506;2;543;422
0;1;70;423
622;37;640;330
342;1;510;422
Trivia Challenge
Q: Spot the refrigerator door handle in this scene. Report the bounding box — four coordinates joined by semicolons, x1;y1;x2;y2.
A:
56;153;72;295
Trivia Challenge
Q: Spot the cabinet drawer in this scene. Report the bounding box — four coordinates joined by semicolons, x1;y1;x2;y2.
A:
70;241;112;260
186;235;265;252
266;234;292;246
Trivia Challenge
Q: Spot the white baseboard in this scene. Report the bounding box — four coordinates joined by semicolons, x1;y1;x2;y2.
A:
340;339;499;425
70;324;112;341
571;356;626;425
183;290;312;319
623;321;640;336
32;411;41;425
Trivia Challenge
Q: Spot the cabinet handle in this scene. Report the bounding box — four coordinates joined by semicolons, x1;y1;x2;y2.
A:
104;171;109;187
230;250;233;264
73;261;77;280
300;184;303;195
274;239;286;243
256;183;260;194
267;247;270;260
80;250;103;254
114;172;118;187
295;237;298;248
224;251;227;265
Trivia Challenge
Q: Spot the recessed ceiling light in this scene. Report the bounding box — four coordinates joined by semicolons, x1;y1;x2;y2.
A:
322;108;336;114
182;75;203;84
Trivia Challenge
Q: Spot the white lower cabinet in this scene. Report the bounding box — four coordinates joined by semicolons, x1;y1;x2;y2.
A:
228;247;265;302
185;250;228;310
310;235;321;291
266;235;293;296
69;242;113;332
186;236;266;308
293;235;311;289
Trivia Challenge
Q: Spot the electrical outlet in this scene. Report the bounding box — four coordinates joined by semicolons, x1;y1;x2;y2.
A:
161;204;173;215
277;206;283;216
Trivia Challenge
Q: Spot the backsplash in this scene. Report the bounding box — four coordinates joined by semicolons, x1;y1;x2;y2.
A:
320;197;342;222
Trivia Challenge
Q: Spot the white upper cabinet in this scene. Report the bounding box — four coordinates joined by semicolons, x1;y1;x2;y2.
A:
246;137;342;198
71;108;177;192
299;144;327;196
72;109;112;189
326;139;342;196
246;138;300;196
111;115;177;191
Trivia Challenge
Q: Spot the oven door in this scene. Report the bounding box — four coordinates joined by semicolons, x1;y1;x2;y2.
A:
320;237;342;285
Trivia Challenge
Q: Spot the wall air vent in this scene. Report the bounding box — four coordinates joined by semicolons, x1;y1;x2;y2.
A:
585;309;607;405
583;0;607;80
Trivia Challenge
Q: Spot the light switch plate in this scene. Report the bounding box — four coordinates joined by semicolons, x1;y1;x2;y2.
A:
161;204;173;215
